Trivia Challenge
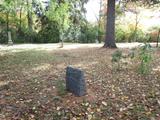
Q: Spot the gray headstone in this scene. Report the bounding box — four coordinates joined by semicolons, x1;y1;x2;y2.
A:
8;31;13;45
66;66;86;96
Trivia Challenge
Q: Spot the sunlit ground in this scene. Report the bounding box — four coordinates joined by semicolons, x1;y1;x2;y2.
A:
0;43;159;54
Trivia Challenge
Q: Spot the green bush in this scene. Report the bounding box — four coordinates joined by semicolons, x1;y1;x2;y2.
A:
115;25;150;43
128;29;150;42
25;30;38;43
79;24;98;43
38;20;60;43
0;27;40;44
11;28;39;43
0;19;60;44
138;44;152;75
65;25;81;43
56;80;66;96
0;29;7;44
115;27;126;42
134;30;150;42
111;50;123;71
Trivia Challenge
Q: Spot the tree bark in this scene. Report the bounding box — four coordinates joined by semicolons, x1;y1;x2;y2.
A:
19;6;22;32
104;0;117;48
98;0;102;43
6;12;9;31
26;0;33;32
6;12;10;43
26;0;33;42
156;29;160;47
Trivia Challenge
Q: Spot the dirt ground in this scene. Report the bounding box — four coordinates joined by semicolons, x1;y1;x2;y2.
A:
0;44;160;120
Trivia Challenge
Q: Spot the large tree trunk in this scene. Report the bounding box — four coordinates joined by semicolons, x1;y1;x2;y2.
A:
104;0;117;48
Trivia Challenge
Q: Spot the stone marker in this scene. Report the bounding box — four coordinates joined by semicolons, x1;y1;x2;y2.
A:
8;31;13;45
66;66;86;96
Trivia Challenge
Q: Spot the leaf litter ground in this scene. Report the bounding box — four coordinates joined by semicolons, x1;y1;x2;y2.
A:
0;47;160;120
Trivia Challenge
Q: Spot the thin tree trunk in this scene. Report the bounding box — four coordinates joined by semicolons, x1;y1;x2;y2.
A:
132;12;139;42
26;0;33;42
26;0;33;32
104;0;117;48
19;6;22;32
6;12;9;31
156;29;160;47
6;12;10;43
98;0;102;43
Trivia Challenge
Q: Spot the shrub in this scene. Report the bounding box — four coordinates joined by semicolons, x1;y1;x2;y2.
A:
79;23;98;43
135;29;150;42
115;26;126;42
115;24;150;43
25;30;39;43
65;25;81;43
111;50;123;71
0;29;7;44
56;80;66;96
137;43;153;75
11;28;39;43
0;26;40;44
38;20;60;43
